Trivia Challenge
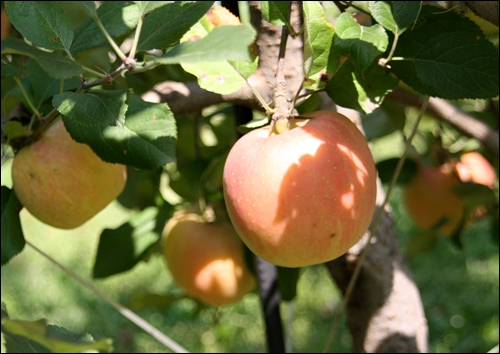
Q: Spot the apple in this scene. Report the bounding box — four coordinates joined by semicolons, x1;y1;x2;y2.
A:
223;111;377;268
454;151;496;189
402;161;464;236
11;119;127;229
161;211;256;306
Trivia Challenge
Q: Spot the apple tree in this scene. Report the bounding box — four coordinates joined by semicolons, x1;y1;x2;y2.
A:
1;1;498;353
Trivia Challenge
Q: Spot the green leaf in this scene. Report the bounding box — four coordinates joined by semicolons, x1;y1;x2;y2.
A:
1;38;82;79
295;93;322;115
5;2;74;52
375;158;418;185
138;1;214;51
325;60;398;113
1;318;113;353
453;183;497;212
1;187;25;266
53;90;128;126
93;206;170;278
117;167;163;210
135;1;173;15
390;5;498;99
411;32;498;99
261;1;289;26
151;24;256;64
369;1;420;35
182;58;258;95
361;100;406;141
174;22;258;95
302;1;336;89
1;62;22;79
333;12;388;72
80;1;97;17
61;94;177;170
26;59;81;111
71;1;140;54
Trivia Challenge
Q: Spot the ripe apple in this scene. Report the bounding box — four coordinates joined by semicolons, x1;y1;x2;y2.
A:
454;151;496;189
402;161;464;236
161;211;256;306
223;111;377;268
12;119;127;229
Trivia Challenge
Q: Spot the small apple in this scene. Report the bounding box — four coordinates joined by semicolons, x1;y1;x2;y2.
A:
12;119;127;229
454;151;496;189
403;161;464;236
223;111;377;268
161;211;256;306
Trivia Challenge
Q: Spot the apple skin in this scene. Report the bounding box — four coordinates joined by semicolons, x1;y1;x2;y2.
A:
223;111;377;268
161;212;256;306
403;162;464;236
455;151;496;189
12;120;127;229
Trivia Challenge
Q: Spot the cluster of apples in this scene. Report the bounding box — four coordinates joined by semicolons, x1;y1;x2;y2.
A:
402;151;497;236
162;110;377;305
13;110;378;306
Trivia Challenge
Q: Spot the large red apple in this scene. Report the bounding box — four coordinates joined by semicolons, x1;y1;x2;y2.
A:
161;211;255;306
403;161;464;236
12;119;127;229
223;111;377;268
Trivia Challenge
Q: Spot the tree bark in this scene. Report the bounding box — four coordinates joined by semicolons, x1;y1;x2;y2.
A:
325;106;429;353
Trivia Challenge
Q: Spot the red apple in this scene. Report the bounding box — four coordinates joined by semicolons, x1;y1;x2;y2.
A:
403;161;464;236
12;119;127;229
223;111;377;268
455;151;496;189
161;211;256;306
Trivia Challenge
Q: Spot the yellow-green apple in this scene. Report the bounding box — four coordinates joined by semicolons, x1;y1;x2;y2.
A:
12;119;127;229
223;111;377;268
161;211;255;306
403;161;464;236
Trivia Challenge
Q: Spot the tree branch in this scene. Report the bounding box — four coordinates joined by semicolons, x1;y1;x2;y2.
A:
387;90;499;156
464;1;499;27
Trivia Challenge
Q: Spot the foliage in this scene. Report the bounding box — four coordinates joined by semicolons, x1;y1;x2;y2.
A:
1;1;498;352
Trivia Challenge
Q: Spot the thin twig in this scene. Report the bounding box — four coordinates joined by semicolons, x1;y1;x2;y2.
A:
25;240;189;353
387;90;499;156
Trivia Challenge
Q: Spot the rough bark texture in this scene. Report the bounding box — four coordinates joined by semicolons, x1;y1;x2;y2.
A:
151;3;435;352
325;105;429;353
464;1;499;26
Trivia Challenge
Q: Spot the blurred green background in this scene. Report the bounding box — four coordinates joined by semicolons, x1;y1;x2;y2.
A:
1;154;498;353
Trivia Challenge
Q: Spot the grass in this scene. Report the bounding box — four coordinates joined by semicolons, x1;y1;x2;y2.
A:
1;159;498;353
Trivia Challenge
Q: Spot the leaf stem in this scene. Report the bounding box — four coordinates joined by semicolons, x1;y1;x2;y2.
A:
81;65;108;79
25;240;189;353
13;76;41;122
93;15;127;62
322;95;430;353
129;14;144;59
380;32;399;67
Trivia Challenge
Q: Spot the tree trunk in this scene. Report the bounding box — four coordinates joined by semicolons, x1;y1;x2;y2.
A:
324;108;428;352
